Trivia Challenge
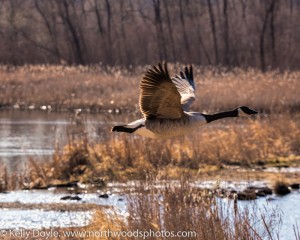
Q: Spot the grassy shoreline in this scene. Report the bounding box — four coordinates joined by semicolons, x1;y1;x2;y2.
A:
1;65;300;114
1;113;298;192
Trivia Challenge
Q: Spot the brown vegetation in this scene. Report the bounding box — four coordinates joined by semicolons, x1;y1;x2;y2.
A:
1;65;300;113
12;113;297;189
64;181;281;240
0;183;282;240
124;180;281;240
0;65;300;189
3;113;298;192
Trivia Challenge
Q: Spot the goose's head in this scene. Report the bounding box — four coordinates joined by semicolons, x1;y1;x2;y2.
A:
237;106;258;117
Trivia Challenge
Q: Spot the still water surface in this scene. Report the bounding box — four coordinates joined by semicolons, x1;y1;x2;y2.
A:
0;110;126;172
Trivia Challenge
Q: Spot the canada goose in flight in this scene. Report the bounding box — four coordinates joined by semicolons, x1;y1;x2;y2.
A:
112;63;257;139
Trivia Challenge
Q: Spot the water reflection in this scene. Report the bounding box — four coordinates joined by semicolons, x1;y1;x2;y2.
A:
0;110;127;173
0;208;93;229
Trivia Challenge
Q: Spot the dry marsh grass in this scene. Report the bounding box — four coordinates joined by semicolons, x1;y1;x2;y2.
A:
0;183;282;240
18;113;300;188
125;180;281;240
0;64;299;113
79;180;281;240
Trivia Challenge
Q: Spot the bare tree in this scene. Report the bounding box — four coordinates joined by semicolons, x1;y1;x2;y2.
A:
93;0;104;35
206;0;219;64
223;0;229;66
259;0;277;72
105;0;112;43
56;0;84;64
0;0;299;69
195;0;211;65
178;0;190;60
152;0;167;60
7;0;19;64
270;0;277;68
34;0;62;62
162;0;176;61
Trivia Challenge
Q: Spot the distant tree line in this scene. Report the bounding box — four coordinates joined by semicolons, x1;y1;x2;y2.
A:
0;0;299;70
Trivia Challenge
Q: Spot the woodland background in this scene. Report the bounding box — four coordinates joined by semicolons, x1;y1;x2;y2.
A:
0;0;298;71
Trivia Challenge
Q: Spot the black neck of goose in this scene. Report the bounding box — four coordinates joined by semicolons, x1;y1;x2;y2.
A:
203;109;238;123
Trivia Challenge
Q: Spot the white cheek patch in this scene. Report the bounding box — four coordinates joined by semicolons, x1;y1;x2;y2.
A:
135;127;158;139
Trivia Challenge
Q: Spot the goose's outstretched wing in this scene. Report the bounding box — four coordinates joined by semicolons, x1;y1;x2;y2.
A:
140;63;184;119
172;65;195;111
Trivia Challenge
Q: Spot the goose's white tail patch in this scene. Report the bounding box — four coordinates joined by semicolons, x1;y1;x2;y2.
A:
127;119;145;128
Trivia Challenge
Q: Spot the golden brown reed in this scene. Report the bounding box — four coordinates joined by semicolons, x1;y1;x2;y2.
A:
125;180;281;240
1;65;300;186
80;180;280;240
19;114;300;188
0;183;282;240
0;64;300;113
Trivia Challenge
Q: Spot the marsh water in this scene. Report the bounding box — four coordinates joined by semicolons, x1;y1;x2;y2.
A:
0;110;127;173
0;181;299;239
0;110;300;239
